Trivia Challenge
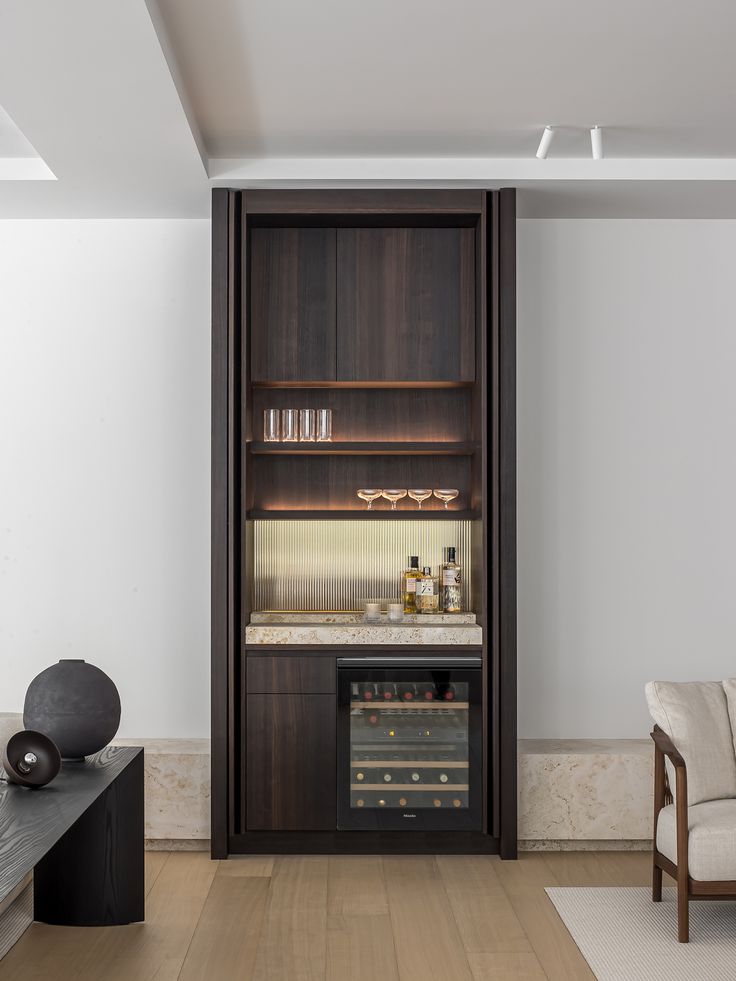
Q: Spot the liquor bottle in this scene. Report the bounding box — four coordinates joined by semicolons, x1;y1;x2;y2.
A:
382;684;395;701
416;566;439;614
440;546;462;613
397;684;416;701
402;555;420;613
362;684;376;701
439;684;456;702
417;683;435;701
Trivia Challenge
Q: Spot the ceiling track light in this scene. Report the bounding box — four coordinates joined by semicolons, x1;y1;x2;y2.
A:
591;126;603;160
536;126;554;159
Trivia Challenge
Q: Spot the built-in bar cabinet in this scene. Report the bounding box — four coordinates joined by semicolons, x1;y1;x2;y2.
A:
212;190;516;858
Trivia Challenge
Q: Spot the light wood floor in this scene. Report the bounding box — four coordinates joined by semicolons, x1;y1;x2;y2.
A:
0;850;653;980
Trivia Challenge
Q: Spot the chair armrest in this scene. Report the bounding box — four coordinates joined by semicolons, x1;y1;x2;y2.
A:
651;725;686;770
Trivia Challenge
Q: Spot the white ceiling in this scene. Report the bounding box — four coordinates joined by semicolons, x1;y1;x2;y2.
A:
154;0;736;160
1;0;736;217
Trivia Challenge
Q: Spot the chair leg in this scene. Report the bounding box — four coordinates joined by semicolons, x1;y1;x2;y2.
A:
677;874;689;943
652;859;662;902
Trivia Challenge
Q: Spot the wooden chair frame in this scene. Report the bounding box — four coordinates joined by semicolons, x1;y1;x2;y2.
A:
652;725;736;942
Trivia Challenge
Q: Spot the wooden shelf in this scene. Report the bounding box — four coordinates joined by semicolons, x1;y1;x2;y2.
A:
351;702;469;710
252;380;473;390
250;441;477;456
247;510;479;521
350;784;470;792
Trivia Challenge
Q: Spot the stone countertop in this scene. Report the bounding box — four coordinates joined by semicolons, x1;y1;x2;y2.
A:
245;612;482;646
250;612;476;624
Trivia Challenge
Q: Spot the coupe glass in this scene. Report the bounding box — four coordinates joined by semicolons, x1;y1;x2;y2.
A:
408;488;432;510
357;489;382;510
382;489;407;511
433;488;459;510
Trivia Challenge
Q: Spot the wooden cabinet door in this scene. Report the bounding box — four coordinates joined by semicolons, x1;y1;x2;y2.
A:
246;694;336;830
250;228;336;381
336;227;475;382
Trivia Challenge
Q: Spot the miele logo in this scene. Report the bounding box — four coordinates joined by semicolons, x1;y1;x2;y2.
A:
403;813;417;818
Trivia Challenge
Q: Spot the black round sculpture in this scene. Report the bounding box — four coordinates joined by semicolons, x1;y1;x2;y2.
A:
3;730;61;788
23;660;121;760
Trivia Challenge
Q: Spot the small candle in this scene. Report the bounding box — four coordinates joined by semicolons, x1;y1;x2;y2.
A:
387;603;404;622
364;602;381;622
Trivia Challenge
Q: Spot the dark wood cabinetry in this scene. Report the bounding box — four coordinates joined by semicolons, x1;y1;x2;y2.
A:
246;694;336;830
336;227;475;382
250;227;337;381
212;189;517;858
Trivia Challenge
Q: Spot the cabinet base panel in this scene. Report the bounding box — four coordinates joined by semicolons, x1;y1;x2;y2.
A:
226;831;500;855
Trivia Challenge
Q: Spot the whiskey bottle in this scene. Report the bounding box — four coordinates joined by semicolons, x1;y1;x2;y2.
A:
416;566;439;614
402;555;420;613
440;546;462;613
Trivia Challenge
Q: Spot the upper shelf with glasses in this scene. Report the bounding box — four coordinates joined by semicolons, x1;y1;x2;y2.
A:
250;441;478;456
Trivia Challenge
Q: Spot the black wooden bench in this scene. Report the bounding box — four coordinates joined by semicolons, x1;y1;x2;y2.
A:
0;746;144;954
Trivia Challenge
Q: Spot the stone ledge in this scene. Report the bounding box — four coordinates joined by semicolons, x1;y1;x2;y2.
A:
2;713;653;846
519;738;653;842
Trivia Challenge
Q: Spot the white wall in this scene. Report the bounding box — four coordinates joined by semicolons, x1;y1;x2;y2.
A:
3;216;734;742
0;220;210;737
518;219;736;738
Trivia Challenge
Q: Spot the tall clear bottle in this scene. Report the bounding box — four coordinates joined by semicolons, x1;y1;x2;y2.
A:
402;555;420;614
440;546;462;613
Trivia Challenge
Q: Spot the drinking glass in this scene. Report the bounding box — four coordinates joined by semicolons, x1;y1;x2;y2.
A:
299;409;316;441
382;489;407;511
357;489;382;510
408;488;432;510
316;408;332;442
263;409;281;442
282;409;298;442
433;488;459;510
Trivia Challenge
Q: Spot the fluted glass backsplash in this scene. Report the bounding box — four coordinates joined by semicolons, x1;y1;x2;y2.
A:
253;520;472;611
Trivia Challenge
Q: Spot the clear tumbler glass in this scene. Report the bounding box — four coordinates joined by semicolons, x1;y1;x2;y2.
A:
316;408;332;442
282;409;299;442
299;408;316;441
263;409;281;442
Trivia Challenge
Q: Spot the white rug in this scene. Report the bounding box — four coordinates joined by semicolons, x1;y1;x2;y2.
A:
546;886;736;981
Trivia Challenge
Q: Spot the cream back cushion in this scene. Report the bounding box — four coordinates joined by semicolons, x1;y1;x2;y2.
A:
645;681;736;805
721;679;736;761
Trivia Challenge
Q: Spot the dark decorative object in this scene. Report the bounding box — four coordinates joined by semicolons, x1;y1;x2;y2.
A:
24;660;121;760
2;730;61;787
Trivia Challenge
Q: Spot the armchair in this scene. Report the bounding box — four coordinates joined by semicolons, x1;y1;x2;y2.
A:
647;680;736;943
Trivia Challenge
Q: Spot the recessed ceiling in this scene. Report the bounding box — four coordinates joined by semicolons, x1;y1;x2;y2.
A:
153;0;736;160
1;0;736;217
0;103;39;157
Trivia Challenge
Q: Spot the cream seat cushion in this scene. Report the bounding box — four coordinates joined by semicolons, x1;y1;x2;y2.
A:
657;799;736;881
645;681;736;805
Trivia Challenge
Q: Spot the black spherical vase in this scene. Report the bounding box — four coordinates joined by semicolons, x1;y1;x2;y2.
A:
23;660;121;760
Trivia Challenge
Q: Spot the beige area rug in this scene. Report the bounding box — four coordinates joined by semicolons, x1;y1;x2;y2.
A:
546;887;736;981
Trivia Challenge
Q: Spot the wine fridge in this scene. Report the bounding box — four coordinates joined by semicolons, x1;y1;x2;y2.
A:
337;657;483;831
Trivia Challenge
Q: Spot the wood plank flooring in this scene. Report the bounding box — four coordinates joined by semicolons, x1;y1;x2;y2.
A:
0;850;652;980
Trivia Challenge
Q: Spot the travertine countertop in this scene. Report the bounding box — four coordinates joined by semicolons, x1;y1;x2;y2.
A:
245;612;482;646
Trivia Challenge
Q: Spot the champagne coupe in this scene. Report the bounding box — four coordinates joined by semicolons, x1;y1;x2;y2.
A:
357;489;382;510
382;489;407;511
433;488;459;510
408;488;432;510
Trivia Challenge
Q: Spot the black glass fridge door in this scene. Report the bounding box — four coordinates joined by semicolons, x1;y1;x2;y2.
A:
337;658;483;831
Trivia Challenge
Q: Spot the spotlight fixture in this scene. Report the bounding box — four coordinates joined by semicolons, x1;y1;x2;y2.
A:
2;730;61;788
536;126;554;159
591;126;603;160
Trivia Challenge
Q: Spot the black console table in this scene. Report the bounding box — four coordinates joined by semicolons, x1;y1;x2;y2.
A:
0;746;144;928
